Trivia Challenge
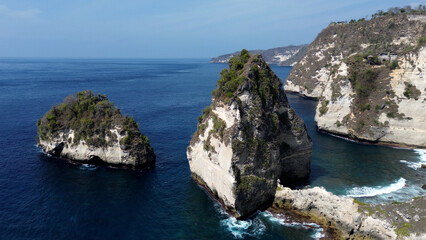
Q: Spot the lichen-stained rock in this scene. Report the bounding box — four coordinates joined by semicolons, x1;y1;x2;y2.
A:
187;50;312;218
284;12;426;148
37;90;155;169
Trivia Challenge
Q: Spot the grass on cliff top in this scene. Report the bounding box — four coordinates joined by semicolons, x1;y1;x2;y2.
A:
211;49;281;105
211;49;251;101
37;90;150;149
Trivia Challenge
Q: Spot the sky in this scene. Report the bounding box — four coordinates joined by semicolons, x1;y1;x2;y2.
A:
0;0;423;58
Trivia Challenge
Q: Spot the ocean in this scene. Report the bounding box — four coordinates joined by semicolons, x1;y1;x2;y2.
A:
0;58;424;239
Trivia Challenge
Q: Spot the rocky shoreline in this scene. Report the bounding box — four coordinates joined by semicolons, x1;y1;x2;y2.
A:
272;186;426;239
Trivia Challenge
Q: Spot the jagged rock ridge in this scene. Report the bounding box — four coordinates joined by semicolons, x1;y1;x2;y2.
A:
210;44;308;66
284;11;426;147
187;50;312;218
37;90;155;169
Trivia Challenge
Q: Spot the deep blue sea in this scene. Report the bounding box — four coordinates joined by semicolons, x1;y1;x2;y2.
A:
0;58;424;239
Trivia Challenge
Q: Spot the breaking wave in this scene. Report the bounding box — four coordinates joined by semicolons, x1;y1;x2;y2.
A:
345;178;406;198
220;217;265;239
400;149;426;170
400;160;421;170
259;211;324;239
79;164;98;170
414;149;426;164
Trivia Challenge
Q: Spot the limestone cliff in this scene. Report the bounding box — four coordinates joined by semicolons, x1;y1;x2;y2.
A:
273;186;426;239
210;44;308;66
187;50;312;218
285;11;426;147
37;90;155;169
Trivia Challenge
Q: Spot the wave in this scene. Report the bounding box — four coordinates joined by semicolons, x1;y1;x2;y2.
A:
218;204;324;239
400;149;426;170
400;160;422;170
260;211;324;239
79;164;98;171
414;149;426;164
220;217;265;239
345;178;406;198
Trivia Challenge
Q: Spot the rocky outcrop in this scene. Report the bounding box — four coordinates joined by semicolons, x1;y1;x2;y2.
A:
37;90;155;169
273;186;426;239
187;50;312;218
284;12;426;148
210;45;308;66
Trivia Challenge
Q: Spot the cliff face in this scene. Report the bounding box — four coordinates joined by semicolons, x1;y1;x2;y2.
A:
210;45;308;66
37;90;155;169
187;50;312;218
284;13;426;147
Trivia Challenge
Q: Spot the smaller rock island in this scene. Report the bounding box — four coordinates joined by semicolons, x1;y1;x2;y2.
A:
37;90;155;169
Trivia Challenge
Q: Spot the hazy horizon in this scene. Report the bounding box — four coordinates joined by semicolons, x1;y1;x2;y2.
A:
0;0;421;58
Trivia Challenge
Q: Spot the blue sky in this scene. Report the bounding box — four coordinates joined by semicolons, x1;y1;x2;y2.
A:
0;0;423;58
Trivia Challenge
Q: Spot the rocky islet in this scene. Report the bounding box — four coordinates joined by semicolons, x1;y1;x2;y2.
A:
37;90;156;169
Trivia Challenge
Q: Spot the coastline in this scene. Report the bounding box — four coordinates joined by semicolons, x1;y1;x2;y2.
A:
285;91;426;150
37;144;156;170
317;128;426;150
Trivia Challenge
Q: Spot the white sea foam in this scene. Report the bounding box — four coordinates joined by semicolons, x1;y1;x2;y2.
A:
345;178;406;198
400;160;422;170
260;211;324;239
79;164;97;170
311;229;326;239
400;149;426;170
414;149;426;164
220;217;265;239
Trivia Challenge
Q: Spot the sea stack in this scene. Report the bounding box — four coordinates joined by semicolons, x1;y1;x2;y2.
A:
37;90;155;169
187;50;312;218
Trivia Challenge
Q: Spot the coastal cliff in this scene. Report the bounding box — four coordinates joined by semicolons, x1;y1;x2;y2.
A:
272;186;426;239
187;50;312;218
284;11;426;147
37;90;155;169
210;45;308;66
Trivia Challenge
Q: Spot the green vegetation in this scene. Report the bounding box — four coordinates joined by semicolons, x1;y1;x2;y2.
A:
372;5;426;19
418;36;426;47
212;49;251;101
37;90;151;150
353;199;368;206
237;175;266;191
391;201;403;204
211;49;281;106
389;60;398;70
358;103;371;112
387;112;396;118
319;100;329;116
375;104;381;112
394;223;411;237
403;82;421;100
210;114;226;140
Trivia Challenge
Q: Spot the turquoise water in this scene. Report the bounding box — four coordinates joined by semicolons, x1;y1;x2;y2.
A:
0;59;424;239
